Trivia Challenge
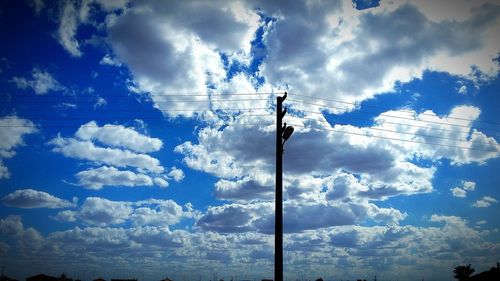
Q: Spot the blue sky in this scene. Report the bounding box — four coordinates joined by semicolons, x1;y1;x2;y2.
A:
0;0;499;280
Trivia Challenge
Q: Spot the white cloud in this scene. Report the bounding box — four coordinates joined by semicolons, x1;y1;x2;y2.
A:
100;54;122;66
472;196;498;208
49;135;164;173
167;167;185;182
54;210;77;222
214;177;274;202
451;180;476;198
1;189;74;209
0;215;43;254
79;197;132;226
56;0;92;57
0;161;9;179
0;215;24;236
371;106;499;165
0;116;37;179
153;177;168;188
196;199;405;234
58;197;191;227
130;199;186;226
451;187;467;198
457;85;468;95
75;166;154;189
75;121;163;153
1;213;498;281
54;102;77;110
94;97;107;109
476;220;487;225
95;0;129;11
104;0;260;117
260;0;500;109
463;181;476;191
11;68;65;95
175;115;436;201
50;121;177;189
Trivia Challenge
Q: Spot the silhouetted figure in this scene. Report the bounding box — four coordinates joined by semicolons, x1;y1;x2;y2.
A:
315;278;323;281
93;278;106;281
454;264;475;281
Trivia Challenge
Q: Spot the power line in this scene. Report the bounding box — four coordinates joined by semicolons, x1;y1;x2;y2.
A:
0;108;273;117
291;109;473;135
236;114;497;146
0;111;497;147
290;93;500;125
0;114;274;128
286;98;497;131
1;92;278;99
0;98;273;104
4;90;498;125
291;115;476;143
286;123;499;152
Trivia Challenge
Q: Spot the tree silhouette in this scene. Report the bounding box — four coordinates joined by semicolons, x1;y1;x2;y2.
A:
454;264;475;280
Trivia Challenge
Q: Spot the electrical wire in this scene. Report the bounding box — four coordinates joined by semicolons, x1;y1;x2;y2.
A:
289;115;475;143
286;123;499;153
289;93;500;125
4;91;498;126
0;98;273;104
293;108;472;135
0;92;278;98
286;98;496;131
0;108;273;118
0;113;274;128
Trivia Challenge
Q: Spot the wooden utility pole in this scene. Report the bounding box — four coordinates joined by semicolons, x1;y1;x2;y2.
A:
275;92;293;281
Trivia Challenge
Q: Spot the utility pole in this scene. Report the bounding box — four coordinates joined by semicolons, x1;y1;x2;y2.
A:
275;92;294;281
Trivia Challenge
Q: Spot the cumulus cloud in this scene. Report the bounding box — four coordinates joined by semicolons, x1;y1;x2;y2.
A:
451;180;476;198
47;0;499;120
100;54;122;66
370;106;499;165
49;136;164;173
79;197;132;226
175;115;437;202
1;189;74;209
54;210;77;222
196;199;405;234
103;0;261;117
167;167;185;182
260;0;500;109
75;121;163;153
472;196;498;208
12;68;65;95
1;213;497;281
0;116;37;179
49;121;182;189
75;166;154;189
130;199;186;226
451;187;467;198
58;197;192;227
0;215;43;254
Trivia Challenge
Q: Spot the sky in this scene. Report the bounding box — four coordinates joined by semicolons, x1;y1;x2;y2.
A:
0;0;499;280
